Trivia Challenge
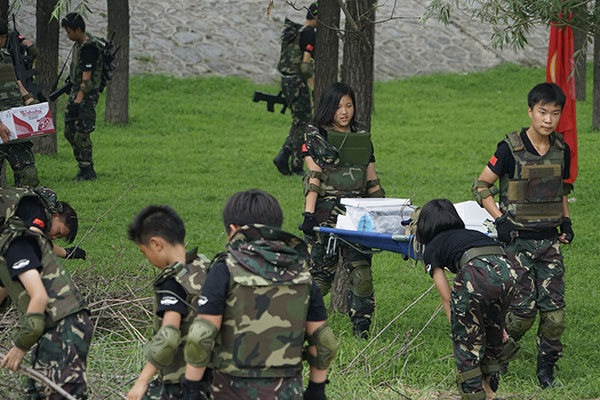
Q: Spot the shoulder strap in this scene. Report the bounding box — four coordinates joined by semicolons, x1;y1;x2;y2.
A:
505;131;524;152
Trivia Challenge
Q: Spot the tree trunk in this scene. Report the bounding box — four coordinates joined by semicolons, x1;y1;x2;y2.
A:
593;25;600;130
341;0;376;130
573;5;588;101
330;260;349;314
0;0;8;22
314;0;340;110
105;0;130;124
32;0;59;155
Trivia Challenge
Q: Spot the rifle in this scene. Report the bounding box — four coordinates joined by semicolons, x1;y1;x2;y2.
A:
48;78;73;102
7;15;45;102
252;91;288;114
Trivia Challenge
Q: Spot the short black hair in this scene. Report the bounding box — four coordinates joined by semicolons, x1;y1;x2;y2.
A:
0;19;8;36
223;189;283;234
313;82;358;130
307;2;318;20
57;201;78;243
61;12;86;32
128;205;185;245
527;82;566;111
415;199;464;245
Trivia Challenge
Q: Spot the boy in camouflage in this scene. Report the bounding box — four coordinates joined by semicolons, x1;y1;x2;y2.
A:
183;189;337;400
416;199;516;400
0;186;92;399
473;82;574;389
126;205;212;400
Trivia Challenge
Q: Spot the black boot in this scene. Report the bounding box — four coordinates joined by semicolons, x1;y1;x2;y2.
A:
273;147;291;175
352;321;370;339
75;165;97;182
537;355;561;389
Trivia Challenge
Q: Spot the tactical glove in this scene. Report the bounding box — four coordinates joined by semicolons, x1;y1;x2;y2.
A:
304;380;327;400
66;102;80;119
495;215;517;243
182;379;210;400
299;212;318;237
560;217;574;243
64;247;86;260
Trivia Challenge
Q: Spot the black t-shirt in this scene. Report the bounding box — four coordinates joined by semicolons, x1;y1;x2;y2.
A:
299;26;316;55
197;261;328;322
3;236;43;282
487;128;570;180
301;127;376;163
423;229;500;277
81;44;99;71
15;196;49;233
155;277;188;318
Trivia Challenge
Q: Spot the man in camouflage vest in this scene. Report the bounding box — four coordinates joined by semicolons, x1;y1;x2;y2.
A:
0;186;92;399
0;18;40;188
126;205;212;400
183;189;337;400
273;3;317;176
61;13;103;181
473;83;574;389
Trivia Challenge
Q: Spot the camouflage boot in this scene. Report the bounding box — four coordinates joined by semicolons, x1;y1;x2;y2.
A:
273;147;291;175
537;354;561;389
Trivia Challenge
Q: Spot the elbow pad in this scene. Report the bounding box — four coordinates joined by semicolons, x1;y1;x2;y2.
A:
184;318;218;367
143;324;181;368
366;179;385;198
300;61;313;80
471;179;498;207
12;312;46;351
79;79;94;96
306;322;338;370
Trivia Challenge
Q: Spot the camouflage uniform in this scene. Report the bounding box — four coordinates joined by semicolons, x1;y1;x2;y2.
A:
0;46;39;187
0;188;91;399
143;251;211;400
65;34;102;173
208;225;313;399
277;18;313;173
303;125;376;334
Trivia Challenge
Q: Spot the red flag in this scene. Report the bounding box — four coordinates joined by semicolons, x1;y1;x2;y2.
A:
546;20;578;185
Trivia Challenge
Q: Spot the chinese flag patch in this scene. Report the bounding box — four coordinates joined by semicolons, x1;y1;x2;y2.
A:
32;218;45;229
302;143;307;152
306;44;314;52
489;155;498;166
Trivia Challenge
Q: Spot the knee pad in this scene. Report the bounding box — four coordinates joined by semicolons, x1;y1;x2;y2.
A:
184;318;218;367
505;313;535;338
539;309;565;341
349;264;373;297
456;367;485;400
15;164;39;188
499;336;521;364
306;322;338;370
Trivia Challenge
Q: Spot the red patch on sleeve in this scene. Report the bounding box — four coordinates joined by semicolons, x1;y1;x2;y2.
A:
489;155;498;166
306;44;314;52
302;143;307;152
32;218;45;229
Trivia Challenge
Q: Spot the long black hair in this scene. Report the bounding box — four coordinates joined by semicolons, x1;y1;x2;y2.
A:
415;199;464;245
313;82;358;131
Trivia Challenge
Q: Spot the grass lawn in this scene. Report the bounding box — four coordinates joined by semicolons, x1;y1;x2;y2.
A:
1;63;599;399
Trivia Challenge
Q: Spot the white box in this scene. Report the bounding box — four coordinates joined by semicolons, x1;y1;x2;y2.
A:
0;102;55;144
336;198;415;234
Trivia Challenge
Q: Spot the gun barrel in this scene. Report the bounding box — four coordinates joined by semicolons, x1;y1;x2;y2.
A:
49;82;73;102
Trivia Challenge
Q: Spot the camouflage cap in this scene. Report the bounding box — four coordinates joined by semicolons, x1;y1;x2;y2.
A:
307;2;318;20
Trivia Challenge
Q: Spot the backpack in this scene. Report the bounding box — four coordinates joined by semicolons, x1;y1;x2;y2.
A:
96;33;118;93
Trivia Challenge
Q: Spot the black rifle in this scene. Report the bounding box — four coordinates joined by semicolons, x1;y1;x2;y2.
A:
252;91;288;114
7;15;45;102
49;78;73;102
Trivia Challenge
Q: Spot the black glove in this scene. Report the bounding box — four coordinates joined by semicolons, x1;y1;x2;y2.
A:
495;215;517;243
64;247;86;260
182;378;210;400
66;102;80;119
299;212;318;237
304;380;327;400
560;217;574;243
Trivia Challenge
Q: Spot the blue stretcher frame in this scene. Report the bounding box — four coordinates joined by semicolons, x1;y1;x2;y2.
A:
315;227;420;260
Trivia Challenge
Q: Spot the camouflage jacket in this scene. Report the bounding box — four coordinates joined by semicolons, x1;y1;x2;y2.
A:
151;249;211;383
211;224;312;378
0;187;87;328
499;131;565;230
69;33;103;95
0;47;22;111
277;18;311;76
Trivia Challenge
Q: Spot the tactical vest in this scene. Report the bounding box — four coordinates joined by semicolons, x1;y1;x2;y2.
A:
277;18;310;76
499;131;565;230
211;239;312;378
0;188;86;328
0;48;23;111
69;34;103;95
318;130;371;198
152;252;211;383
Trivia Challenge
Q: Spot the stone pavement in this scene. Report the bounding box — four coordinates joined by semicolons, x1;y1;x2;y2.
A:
16;0;549;84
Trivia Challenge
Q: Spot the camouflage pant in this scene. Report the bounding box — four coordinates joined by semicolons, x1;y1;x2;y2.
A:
0;141;39;187
281;74;311;170
64;92;99;168
143;379;183;400
211;371;302;400
504;238;565;361
307;197;375;330
26;311;93;400
451;255;516;395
